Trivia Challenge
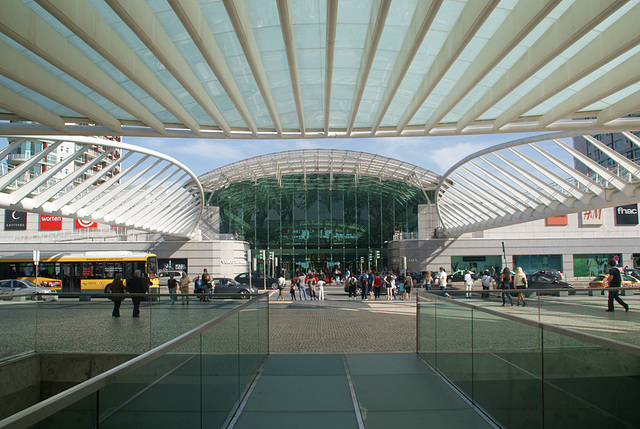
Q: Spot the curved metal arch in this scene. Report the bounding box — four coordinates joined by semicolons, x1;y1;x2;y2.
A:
0;135;204;237
436;129;640;235
198;149;441;196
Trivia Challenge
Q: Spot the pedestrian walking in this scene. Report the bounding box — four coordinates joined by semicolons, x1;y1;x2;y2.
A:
605;260;629;312
500;267;513;307
105;273;127;317
290;281;297;300
347;275;358;300
308;275;318;300
179;271;190;305
385;273;394;300
128;270;146;317
464;270;473;298
202;269;212;301
405;274;413;301
277;275;285;300
423;271;432;290
514;267;527;307
481;270;492;298
437;267;450;298
297;273;308;300
360;271;369;300
317;278;326;300
167;273;178;305
193;275;203;299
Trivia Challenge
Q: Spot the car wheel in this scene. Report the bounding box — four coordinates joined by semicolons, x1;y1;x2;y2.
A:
239;289;249;298
270;282;278;290
588;290;593;296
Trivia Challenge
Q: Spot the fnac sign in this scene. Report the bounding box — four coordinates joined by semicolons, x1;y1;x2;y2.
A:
40;215;63;230
615;204;638;225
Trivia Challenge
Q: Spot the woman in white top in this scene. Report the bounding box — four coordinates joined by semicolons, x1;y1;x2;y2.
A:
514;267;528;307
464;270;473;298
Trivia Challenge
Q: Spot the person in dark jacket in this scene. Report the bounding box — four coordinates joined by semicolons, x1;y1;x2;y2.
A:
605;260;629;312
105;273;127;317
128;270;146;317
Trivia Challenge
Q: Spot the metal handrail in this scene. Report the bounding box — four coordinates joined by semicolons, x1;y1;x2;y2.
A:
418;289;640;357
0;293;268;429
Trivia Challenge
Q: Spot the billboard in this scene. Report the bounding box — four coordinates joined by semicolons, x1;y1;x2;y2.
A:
40;215;63;230
545;215;568;226
615;204;638;225
581;209;603;226
75;219;98;229
5;210;27;230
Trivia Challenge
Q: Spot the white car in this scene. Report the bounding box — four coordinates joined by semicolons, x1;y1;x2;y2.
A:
158;270;184;286
0;279;58;301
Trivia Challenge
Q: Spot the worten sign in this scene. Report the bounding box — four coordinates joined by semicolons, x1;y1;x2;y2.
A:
615;204;639;225
5;210;27;230
40;215;63;230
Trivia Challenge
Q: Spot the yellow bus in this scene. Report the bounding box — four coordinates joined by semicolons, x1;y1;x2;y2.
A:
0;251;159;294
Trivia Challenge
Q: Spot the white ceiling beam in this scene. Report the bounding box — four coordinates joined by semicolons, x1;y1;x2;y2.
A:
0;40;122;133
324;0;338;135
493;151;560;205
494;2;640;130
277;0;305;136
466;160;539;210
106;0;230;136
36;0;201;136
420;0;560;134
458;167;527;213
597;90;640;125
581;136;640;181
222;0;283;136
539;51;640;128
446;178;508;219
370;0;443;135
168;0;258;135
0;0;165;135
345;0;391;136
456;0;627;132
395;0;499;134
0;86;67;132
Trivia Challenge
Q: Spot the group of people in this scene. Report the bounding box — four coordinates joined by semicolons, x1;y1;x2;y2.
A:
166;271;193;304
287;272;327;300
105;270;151;317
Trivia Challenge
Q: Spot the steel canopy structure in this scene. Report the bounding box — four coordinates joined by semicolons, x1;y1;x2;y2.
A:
436;130;640;235
0;135;204;237
199;148;440;199
0;0;639;139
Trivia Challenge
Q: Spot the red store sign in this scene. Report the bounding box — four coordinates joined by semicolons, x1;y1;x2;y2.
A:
75;219;98;229
40;215;62;230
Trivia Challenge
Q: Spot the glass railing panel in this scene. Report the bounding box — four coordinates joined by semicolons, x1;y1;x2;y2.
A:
434;296;473;394
542;329;640;428
31;392;98;429
201;310;240;429
238;299;262;390
258;295;269;362
0;300;37;361
417;292;436;366
97;336;202;428
472;307;543;428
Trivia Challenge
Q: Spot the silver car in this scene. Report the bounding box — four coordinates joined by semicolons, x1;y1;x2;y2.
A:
0;279;58;301
158;270;184;287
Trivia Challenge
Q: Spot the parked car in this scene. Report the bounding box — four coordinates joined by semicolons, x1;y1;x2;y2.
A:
158;270;183;287
235;272;279;290
448;270;478;282
529;269;564;281
525;275;575;296
588;274;639;296
211;278;258;297
0;279;58;301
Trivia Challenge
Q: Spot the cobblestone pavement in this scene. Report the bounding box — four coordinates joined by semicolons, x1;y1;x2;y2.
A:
267;284;417;354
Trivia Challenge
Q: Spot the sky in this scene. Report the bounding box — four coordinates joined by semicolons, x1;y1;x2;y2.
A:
124;131;544;178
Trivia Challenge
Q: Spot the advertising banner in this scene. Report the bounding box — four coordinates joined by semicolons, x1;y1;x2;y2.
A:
545;215;568;226
615;204;638;225
40;215;63;230
75;219;98;229
581;209;603;226
5;210;27;230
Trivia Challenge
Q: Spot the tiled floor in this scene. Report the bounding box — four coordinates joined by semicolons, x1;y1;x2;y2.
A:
231;353;495;429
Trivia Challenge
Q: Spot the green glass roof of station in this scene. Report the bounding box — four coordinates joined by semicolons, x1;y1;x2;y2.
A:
1;0;639;139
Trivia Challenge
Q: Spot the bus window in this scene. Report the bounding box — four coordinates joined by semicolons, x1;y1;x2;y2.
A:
105;262;123;279
82;262;106;279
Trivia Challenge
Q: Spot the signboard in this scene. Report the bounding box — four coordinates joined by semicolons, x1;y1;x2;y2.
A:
545;215;568;226
75;219;98;229
40;215;63;230
4;210;27;230
581;209;603;226
615;204;638;225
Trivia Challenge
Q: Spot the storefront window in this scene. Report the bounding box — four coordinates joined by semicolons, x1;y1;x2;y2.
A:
450;256;502;275
573;254;622;277
512;255;562;274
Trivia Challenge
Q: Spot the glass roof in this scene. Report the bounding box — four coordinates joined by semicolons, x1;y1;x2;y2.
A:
1;0;639;138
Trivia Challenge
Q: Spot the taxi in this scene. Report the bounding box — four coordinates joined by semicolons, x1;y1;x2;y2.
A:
588;273;640;296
